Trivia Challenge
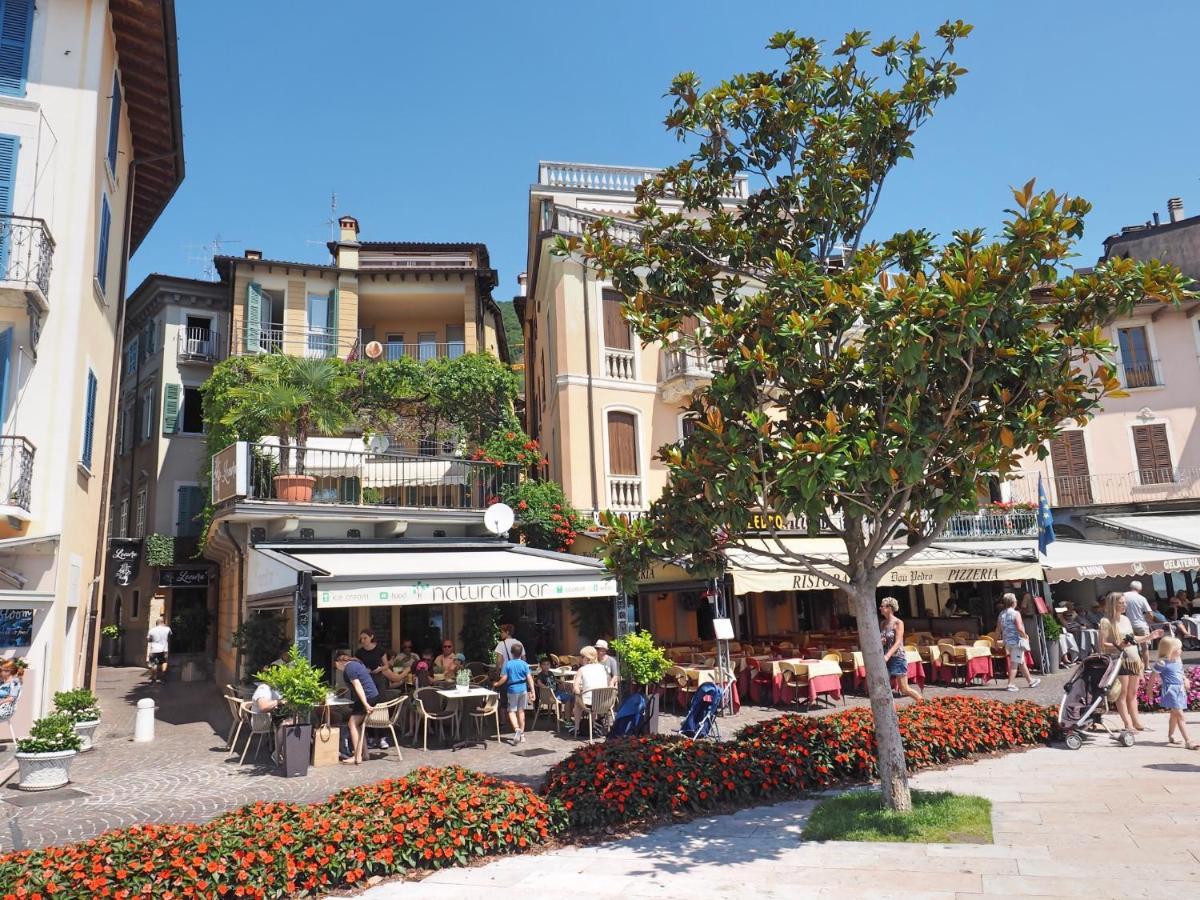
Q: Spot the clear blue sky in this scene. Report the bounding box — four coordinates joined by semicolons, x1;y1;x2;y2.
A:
132;1;1200;296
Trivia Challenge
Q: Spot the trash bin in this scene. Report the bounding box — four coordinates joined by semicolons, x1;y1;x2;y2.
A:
134;697;156;742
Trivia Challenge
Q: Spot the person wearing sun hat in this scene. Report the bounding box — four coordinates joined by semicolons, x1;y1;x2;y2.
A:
595;639;619;688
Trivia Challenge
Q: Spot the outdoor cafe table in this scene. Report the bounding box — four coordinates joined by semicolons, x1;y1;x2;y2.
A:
436;686;498;745
766;658;842;705
735;655;773;700
851;649;926;691
681;667;741;712
931;645;993;685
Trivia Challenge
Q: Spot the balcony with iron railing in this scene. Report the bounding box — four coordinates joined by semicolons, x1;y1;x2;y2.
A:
231;325;359;358
0;435;35;521
177;327;224;364
376;340;466;362
0;215;55;311
939;508;1038;541
233;441;521;511
1118;358;1164;389
538;161;750;200
1005;468;1200;508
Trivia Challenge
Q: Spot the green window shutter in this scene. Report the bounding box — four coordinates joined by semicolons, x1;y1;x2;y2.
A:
162;383;181;434
328;287;338;348
177;485;203;537
245;282;263;352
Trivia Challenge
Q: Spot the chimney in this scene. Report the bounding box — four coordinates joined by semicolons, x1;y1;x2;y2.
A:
1153;212;1160;226
338;215;360;243
516;272;527;297
244;249;262;260
1168;197;1184;223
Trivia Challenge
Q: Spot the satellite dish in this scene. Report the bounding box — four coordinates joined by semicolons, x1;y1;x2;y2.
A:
484;502;515;536
367;433;390;454
365;340;384;360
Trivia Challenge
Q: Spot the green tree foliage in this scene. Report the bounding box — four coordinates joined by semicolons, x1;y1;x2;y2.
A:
568;23;1193;812
231;612;287;684
459;602;502;665
496;300;525;363
257;645;329;720
611;629;670;686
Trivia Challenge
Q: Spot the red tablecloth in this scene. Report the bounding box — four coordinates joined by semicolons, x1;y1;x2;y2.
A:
932;655;993;684
854;661;926;691
772;671;843;705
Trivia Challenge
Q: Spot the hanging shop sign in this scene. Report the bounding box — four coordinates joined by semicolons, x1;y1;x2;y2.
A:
108;539;142;587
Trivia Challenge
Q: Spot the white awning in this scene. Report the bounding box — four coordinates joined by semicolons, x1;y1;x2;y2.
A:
725;537;1043;594
262;543;617;609
1088;513;1200;551
1039;539;1200;583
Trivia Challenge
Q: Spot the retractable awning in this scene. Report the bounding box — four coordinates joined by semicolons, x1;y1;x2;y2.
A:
256;542;617;609
1039;539;1200;583
1088;513;1200;551
725;537;1043;594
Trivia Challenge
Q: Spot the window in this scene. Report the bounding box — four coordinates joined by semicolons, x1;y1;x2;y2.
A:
134;489;146;538
418;332;437;362
0;0;33;97
176;484;204;537
96;195;112;292
140;390;154;441
142;319;156;356
306;292;334;357
124;338;139;377
606;411;639;475
106;71;122;174
81;369;98;469
418;436;439;457
385;332;405;361
184;315;213;358
602;289;632;350
1048;431;1092;506
446;324;465;359
0;134;17;270
131;590;139;620
1117;325;1157;388
1132;423;1174;485
680;414;699;442
180;387;204;434
118;497;129;537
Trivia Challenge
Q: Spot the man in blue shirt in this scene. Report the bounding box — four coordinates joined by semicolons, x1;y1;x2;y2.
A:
494;640;534;745
335;649;378;764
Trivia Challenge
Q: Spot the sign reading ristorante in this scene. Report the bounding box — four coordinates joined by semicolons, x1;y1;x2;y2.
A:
317;574;617;609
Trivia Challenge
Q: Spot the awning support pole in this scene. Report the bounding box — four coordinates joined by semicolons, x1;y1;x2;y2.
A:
295;572;314;661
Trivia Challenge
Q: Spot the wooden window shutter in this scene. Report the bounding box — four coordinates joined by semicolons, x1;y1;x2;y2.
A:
602;290;631;350
1133;424;1173;484
162;383;181;434
1048;431;1091;505
0;134;14;274
0;325;10;419
245;282;263;351
0;0;33;97
607;411;638;475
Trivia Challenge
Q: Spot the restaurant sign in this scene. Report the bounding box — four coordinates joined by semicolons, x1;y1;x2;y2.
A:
158;568;211;588
316;574;617;609
109;538;142;587
211;441;248;504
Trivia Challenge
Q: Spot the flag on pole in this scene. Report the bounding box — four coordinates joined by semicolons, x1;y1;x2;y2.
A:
1037;474;1055;555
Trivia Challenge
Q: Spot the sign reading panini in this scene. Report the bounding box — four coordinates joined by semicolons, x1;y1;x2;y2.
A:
316;575;616;608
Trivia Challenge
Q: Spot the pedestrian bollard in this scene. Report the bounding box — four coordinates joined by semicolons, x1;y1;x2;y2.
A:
134;697;156;742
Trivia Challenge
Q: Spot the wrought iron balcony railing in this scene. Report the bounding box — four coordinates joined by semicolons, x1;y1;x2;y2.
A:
940;509;1038;541
0;215;54;303
0;436;35;513
1007;468;1200;507
177;327;224;363
538;161;750;199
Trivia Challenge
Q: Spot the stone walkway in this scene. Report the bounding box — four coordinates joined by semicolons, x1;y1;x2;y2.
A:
362;718;1200;899
0;654;1172;854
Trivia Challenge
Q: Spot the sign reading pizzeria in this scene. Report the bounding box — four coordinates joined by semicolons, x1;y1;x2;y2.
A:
108;538;142;587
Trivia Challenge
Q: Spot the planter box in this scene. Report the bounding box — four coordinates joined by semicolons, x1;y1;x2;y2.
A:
74;719;100;752
278;722;312;778
14;749;78;791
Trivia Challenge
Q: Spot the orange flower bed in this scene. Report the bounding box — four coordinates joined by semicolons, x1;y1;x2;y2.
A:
0;767;563;899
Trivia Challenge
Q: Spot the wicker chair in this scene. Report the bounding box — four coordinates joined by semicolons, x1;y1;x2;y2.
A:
363;696;406;761
532;682;569;731
578;686;618;742
412;688;457;750
467;694;502;744
780;662;809;708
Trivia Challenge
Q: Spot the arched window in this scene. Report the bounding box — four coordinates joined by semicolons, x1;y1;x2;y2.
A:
606;411;639;475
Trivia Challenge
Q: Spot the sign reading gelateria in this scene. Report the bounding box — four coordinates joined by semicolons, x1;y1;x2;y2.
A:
316;575;617;608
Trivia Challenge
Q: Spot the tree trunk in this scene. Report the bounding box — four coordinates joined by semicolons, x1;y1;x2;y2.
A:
848;581;912;813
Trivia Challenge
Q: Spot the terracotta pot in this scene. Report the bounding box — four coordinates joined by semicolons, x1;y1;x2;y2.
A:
273;474;315;503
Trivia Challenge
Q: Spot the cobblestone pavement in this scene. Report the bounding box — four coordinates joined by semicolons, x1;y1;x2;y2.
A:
364;715;1200;899
3;652;1192;853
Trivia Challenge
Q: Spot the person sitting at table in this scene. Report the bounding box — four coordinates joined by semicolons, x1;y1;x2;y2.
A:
1081;601;1103;629
595;639;620;688
536;656;575;704
433;640;460;679
381;639;419;687
1166;591;1190;622
879;597;922;703
570;646;611;736
1148;599;1169;627
334;649;378;765
250;680;281;714
1051;606;1081;666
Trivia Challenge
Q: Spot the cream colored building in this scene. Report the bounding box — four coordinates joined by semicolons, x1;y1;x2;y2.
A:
0;0;184;729
101;275;227;672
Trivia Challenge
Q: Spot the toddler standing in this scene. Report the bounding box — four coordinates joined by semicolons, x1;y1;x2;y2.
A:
1154;637;1197;750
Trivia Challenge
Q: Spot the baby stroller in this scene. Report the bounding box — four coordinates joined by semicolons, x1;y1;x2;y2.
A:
679;683;723;740
607;693;650;740
1058;654;1132;749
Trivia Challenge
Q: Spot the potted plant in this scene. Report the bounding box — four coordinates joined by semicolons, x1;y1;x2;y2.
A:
14;713;83;791
611;629;671;734
224;356;352;503
257;645;328;777
53;689;102;751
100;624;123;666
1041;614;1062;673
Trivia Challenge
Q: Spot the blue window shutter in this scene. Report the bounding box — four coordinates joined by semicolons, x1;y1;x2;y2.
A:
82;369;98;468
0;0;33;97
0;325;11;420
106;71;121;173
96;196;111;290
0;133;17;275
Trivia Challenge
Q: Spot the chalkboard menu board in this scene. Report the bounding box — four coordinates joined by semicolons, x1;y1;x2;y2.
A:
369;606;393;653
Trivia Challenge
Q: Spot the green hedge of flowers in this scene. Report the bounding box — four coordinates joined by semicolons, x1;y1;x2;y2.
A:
0;767;563;898
545;697;1056;829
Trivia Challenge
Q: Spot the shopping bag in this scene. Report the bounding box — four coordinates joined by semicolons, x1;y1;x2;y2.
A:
312;723;341;767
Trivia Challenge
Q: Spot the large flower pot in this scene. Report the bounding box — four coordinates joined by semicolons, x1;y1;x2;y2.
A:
278;722;313;778
74;719;101;752
14;749;78;791
1044;640;1061;675
274;474;315;503
101;636;122;666
633;684;660;735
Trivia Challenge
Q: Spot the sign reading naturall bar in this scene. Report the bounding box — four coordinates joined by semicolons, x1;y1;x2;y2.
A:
317;575;617;608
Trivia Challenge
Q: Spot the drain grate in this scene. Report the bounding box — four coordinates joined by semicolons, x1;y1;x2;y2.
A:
510;748;556;758
3;787;89;808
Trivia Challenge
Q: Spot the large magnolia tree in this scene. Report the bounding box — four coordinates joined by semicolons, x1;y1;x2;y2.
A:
568;24;1191;811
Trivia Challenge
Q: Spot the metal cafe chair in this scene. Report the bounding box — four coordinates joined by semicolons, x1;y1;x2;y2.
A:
532;683;569;732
